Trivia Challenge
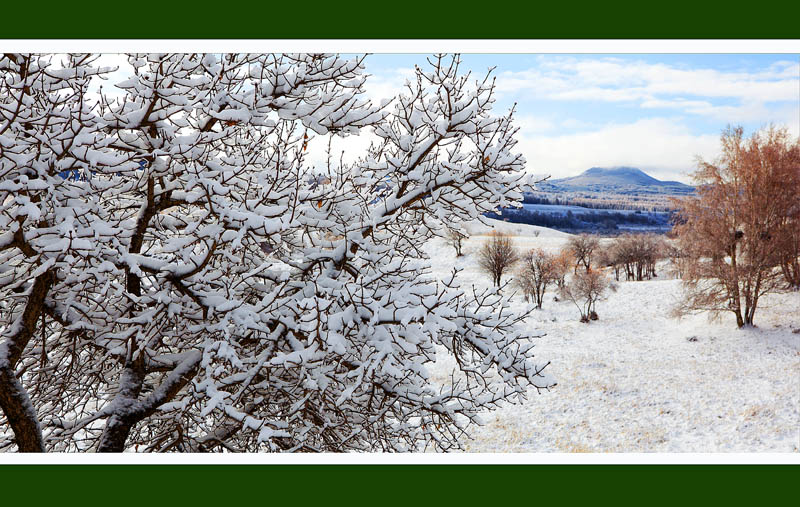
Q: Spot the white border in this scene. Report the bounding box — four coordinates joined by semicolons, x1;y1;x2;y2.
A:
1;39;800;53
0;40;798;462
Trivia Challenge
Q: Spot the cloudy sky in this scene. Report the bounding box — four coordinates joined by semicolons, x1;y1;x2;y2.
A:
360;54;799;183
91;52;799;184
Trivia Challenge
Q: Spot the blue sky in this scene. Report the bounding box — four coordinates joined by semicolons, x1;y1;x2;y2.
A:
360;54;800;183
91;52;799;184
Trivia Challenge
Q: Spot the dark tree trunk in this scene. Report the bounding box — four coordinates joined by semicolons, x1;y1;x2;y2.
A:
97;359;146;452
97;416;138;453
734;309;745;328
0;369;45;452
97;351;201;452
0;270;54;452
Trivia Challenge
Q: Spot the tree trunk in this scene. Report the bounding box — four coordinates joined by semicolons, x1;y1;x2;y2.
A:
97;359;145;452
0;270;54;452
0;368;45;452
782;258;800;289
734;309;744;328
744;296;758;327
97;415;138;453
97;351;201;452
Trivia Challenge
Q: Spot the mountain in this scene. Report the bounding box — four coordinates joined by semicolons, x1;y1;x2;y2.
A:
538;167;694;195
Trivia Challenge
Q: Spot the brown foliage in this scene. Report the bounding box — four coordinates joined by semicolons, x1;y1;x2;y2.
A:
559;268;615;323
662;240;686;279
607;233;665;282
673;125;800;328
777;150;800;289
477;231;519;287
515;248;557;308
568;233;600;273
551;248;573;290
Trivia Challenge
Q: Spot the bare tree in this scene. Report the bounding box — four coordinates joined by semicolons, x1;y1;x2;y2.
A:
673;125;799;328
446;228;468;257
777;158;800;289
609;234;664;282
568;234;600;273
515;249;557;308
559;268;615;323
596;245;619;281
478;231;519;288
779;226;800;289
551;248;573;290
663;240;686;279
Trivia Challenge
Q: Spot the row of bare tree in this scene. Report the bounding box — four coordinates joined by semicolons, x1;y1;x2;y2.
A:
601;234;665;282
475;232;614;323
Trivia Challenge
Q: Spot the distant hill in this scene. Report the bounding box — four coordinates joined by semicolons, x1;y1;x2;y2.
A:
538;167;694;195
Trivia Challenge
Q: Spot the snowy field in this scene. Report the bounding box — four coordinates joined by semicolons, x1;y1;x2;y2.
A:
427;219;800;452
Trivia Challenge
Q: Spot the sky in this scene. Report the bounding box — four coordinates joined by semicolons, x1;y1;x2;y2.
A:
358;54;800;183
91;52;799;185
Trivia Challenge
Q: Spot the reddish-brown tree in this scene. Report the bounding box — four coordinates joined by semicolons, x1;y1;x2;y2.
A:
551;248;573;290
777;149;800;289
559;268;615;323
608;234;664;282
673;125;800;328
568;234;599;273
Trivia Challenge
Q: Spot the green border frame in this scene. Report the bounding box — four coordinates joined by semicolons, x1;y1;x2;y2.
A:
2;1;800;39
1;465;798;504
2;2;798;503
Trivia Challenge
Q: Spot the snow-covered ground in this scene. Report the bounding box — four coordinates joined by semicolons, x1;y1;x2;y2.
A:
427;219;800;452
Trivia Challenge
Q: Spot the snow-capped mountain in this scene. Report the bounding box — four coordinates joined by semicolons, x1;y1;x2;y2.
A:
539;167;694;195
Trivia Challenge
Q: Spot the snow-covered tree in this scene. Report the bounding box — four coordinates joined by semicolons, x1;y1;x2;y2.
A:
0;53;553;452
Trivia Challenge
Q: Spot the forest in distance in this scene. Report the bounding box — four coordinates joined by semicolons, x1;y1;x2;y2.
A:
484;167;694;234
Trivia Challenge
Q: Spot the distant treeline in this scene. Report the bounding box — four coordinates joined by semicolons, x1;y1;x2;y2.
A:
486;207;673;234
522;192;680;213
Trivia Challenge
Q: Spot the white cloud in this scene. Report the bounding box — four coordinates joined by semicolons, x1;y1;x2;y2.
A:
496;56;800;108
362;68;415;105
490;56;799;181
516;118;721;183
513;114;557;133
559;118;595;130
638;98;785;125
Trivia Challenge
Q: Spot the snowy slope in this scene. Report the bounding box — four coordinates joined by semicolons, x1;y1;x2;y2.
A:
428;218;800;452
461;218;572;241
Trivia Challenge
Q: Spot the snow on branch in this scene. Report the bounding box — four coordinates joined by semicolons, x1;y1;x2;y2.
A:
0;53;552;452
